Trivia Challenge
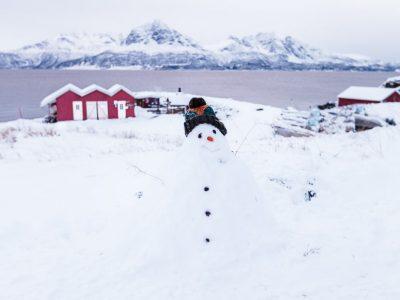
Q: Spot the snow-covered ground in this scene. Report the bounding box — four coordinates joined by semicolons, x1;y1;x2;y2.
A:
1;96;400;299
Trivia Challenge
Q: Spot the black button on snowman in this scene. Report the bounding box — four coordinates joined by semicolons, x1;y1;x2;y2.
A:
196;128;223;245
204;200;211;240
184;115;228;245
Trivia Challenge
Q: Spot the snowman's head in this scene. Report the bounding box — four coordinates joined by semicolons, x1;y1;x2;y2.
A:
187;124;229;153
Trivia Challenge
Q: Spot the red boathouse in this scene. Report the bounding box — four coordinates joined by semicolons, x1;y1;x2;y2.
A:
337;86;400;107
40;84;136;121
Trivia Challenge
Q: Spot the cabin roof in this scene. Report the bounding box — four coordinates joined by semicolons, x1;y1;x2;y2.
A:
40;84;135;107
338;86;398;102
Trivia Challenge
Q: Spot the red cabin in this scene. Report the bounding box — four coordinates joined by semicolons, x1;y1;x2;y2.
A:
40;84;136;121
338;86;400;107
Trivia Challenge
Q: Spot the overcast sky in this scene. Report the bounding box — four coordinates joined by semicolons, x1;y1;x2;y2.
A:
0;0;398;61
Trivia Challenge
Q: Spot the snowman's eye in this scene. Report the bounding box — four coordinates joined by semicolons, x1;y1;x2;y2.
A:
198;133;202;139
212;129;217;134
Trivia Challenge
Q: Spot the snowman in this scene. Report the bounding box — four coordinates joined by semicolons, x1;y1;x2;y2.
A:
151;115;274;265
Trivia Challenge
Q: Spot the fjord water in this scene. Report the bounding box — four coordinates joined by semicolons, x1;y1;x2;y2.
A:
0;70;396;121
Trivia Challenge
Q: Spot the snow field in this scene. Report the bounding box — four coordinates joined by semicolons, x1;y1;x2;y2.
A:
1;96;400;299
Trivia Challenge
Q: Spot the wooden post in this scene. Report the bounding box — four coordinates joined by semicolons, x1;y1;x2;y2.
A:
18;107;23;119
166;98;171;114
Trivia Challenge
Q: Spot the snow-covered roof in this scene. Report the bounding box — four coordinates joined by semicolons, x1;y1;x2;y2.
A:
40;84;135;107
381;76;400;89
385;76;400;83
338;86;398;102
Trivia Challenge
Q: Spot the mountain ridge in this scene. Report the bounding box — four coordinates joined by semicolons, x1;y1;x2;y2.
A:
0;20;397;71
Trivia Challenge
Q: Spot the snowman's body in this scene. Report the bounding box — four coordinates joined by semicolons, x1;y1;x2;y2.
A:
156;123;273;264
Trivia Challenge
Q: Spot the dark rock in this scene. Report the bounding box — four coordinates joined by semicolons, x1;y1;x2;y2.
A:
43;115;57;123
385;118;396;126
317;102;336;110
305;190;316;201
355;115;384;131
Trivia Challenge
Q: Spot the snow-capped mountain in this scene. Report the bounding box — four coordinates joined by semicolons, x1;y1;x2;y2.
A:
217;33;321;62
18;32;120;57
214;33;385;70
122;20;204;53
0;20;397;70
10;32;122;69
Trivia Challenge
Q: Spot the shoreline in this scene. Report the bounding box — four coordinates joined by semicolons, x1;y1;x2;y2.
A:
0;70;397;122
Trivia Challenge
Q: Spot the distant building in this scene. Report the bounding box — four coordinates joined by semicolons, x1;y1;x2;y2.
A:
41;84;136;121
135;97;161;109
134;92;186;114
337;86;400;106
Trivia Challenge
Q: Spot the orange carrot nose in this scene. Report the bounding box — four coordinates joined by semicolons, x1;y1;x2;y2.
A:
207;136;214;142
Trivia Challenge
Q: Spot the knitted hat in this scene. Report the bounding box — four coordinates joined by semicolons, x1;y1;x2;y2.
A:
184;115;227;137
188;97;207;109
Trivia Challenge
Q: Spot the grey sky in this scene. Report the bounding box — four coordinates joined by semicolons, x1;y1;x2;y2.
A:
0;0;398;61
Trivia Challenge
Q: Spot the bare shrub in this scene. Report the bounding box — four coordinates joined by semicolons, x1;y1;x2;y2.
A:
111;131;138;139
0;126;59;144
0;127;17;144
23;127;59;138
